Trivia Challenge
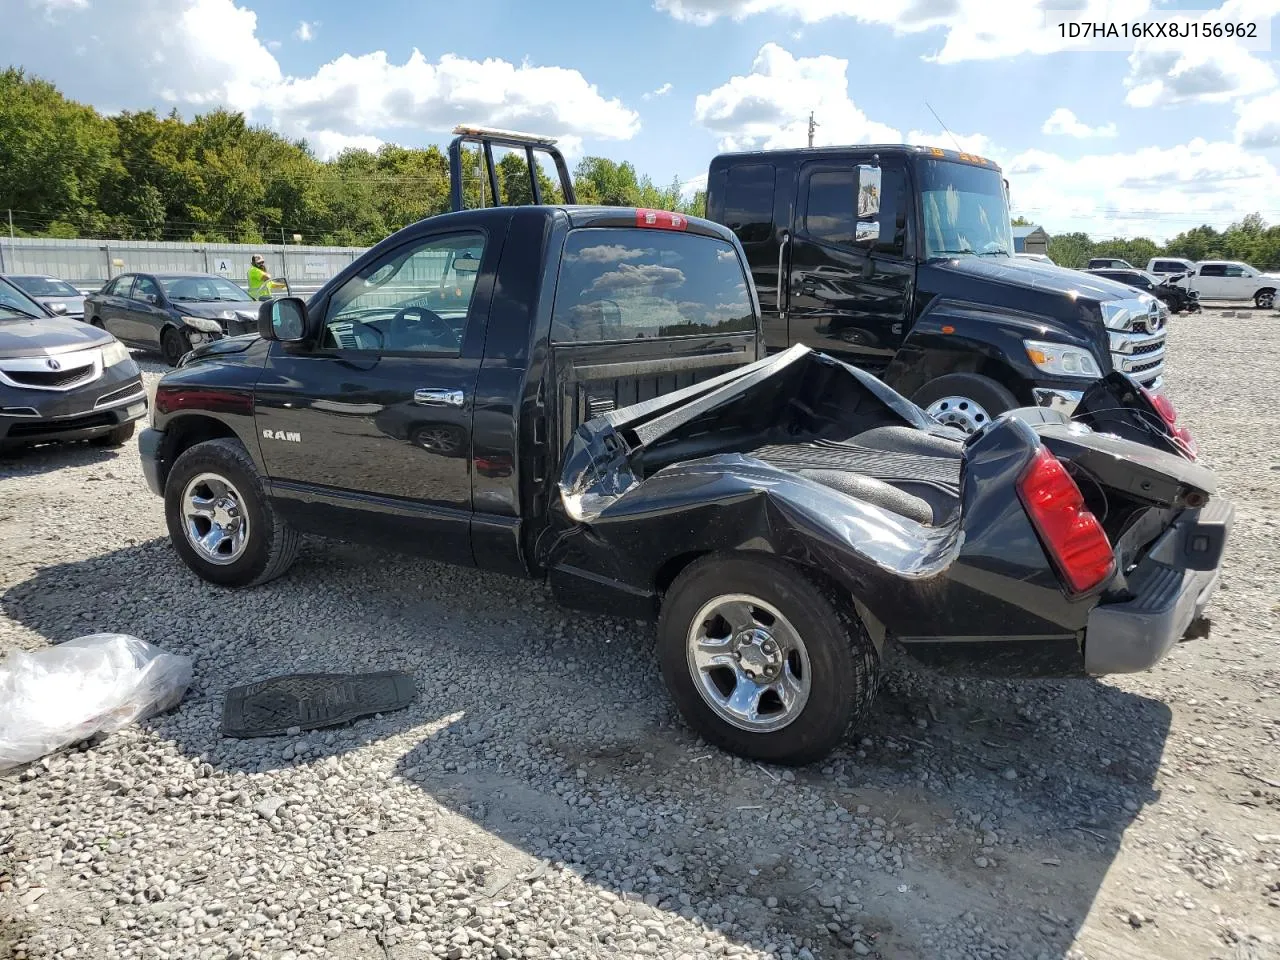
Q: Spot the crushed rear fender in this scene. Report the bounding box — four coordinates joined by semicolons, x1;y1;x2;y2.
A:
536;346;1091;666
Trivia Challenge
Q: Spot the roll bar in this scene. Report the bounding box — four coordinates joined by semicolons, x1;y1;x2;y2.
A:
447;124;577;212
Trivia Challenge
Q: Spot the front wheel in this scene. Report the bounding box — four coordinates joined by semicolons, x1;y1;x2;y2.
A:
90;421;136;448
657;554;880;766
1255;289;1275;309
911;373;1018;435
161;326;191;367
164;437;300;587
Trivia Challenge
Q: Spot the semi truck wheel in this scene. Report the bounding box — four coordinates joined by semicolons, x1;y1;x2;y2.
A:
657;553;880;766
911;373;1017;434
164;437;300;587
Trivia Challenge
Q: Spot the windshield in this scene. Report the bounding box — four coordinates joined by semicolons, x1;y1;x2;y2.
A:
11;276;80;297
160;276;251;301
916;158;1014;260
0;277;49;319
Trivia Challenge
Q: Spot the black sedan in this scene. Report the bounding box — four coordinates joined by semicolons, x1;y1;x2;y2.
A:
84;272;261;366
0;276;146;451
2;274;87;319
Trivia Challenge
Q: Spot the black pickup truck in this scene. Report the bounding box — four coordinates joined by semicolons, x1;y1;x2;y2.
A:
704;145;1170;432
138;128;1232;765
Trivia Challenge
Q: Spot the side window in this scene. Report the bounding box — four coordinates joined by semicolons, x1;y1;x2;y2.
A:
802;169;855;246
1199;264;1226;277
1223;265;1246;277
132;276;161;302
802;164;908;257
550;228;755;343
721;164;775;245
321;231;485;355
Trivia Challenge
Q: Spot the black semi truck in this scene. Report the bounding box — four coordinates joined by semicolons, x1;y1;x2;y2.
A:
704;145;1169;432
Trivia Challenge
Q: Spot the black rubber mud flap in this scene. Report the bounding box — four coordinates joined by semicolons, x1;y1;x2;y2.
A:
221;671;417;738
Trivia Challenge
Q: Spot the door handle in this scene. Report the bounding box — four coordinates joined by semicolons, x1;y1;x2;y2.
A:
414;388;465;407
776;231;790;319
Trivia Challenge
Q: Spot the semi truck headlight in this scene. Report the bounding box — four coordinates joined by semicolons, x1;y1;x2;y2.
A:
1023;339;1102;378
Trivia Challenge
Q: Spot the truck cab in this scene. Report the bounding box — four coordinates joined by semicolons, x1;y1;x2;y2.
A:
704;146;1169;431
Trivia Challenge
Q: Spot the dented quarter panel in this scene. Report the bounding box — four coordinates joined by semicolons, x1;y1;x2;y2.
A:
541;346;1098;663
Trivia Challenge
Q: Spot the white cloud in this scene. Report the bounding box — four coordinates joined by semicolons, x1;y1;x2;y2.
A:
656;0;1159;63
1006;139;1280;240
0;0;640;158
679;172;708;200
1235;90;1280;147
905;129;998;157
693;43;899;151
1041;108;1117;138
307;130;385;160
642;82;674;100
295;20;318;42
1124;44;1276;107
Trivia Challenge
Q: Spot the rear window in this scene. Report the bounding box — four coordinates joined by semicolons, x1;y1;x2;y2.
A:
550;228;755;343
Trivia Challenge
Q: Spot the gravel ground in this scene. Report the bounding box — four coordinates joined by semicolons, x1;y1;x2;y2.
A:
1;307;1278;960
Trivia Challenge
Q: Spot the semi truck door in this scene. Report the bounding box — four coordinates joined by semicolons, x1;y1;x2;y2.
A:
253;228;496;565
785;159;913;375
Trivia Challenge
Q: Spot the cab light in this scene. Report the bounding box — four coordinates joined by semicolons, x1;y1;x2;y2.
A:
1017;447;1116;595
635;209;688;231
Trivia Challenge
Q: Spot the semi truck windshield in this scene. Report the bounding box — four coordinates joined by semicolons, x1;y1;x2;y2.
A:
916;158;1013;260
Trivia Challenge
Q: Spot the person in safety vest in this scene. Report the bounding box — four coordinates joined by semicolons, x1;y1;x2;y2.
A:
247;255;284;300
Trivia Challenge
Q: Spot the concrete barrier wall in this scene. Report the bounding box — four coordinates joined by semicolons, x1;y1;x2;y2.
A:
0;237;368;298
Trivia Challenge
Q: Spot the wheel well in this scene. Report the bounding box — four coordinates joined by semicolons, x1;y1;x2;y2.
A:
159;415;239;486
1256;286;1275;296
654;551;710;595
975;359;1032;405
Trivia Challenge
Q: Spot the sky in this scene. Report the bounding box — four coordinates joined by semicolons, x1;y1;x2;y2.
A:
4;0;1280;241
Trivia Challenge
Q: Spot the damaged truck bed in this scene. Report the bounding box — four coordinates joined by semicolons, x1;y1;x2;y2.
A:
546;345;1231;759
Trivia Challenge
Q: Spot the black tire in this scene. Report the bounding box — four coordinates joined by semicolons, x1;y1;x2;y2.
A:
89;317;105;329
1255;289;1275;309
657;553;880;766
164;437;300;587
911;373;1018;434
90;421;136;448
161;326;191;367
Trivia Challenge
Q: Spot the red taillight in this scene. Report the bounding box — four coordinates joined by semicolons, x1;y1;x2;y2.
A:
1141;386;1178;425
1017;447;1116;594
1141;386;1197;459
634;208;688;231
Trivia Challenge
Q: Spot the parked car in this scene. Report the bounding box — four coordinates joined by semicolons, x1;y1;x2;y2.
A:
702;145;1168;432
0;275;146;451
135;127;1233;766
1146;257;1197;277
83;272;260;366
1087;268;1199;314
1015;252;1055;265
1175;260;1280;308
2;274;88;320
1087;257;1137;270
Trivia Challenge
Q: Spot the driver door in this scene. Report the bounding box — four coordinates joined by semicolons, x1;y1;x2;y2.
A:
252;228;494;565
785;158;913;375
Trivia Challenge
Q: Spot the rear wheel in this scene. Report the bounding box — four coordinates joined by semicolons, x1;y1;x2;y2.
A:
161;326;191;367
164;437;300;587
657;553;880;766
912;373;1018;435
1255;289;1275;309
90;421;136;448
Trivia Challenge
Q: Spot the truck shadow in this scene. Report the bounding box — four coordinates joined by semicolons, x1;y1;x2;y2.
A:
2;539;1171;959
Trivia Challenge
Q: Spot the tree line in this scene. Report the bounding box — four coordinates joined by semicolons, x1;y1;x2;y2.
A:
0;68;704;246
4;67;1277;269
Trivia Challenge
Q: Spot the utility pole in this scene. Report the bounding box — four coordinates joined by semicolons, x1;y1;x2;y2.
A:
7;209;13;240
807;112;817;148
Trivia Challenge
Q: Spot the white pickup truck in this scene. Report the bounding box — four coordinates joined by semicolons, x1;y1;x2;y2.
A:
1176;260;1280;308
